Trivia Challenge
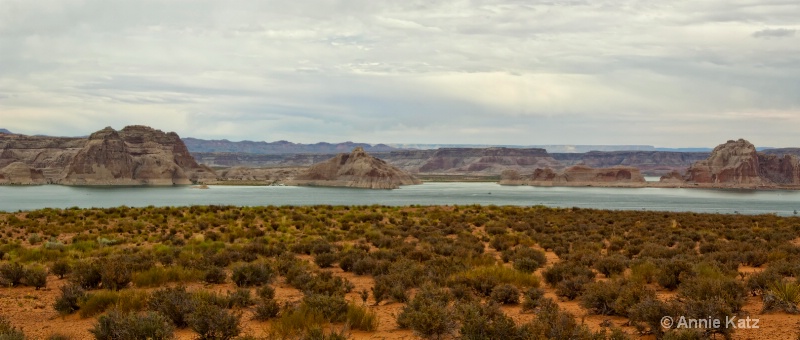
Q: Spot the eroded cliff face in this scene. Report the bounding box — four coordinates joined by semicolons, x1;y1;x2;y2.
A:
551;151;708;176
0;162;46;185
685;139;762;184
392;148;560;175
658;171;684;184
680;139;800;187
289;147;421;189
0;126;215;185
759;154;800;185
501;165;645;186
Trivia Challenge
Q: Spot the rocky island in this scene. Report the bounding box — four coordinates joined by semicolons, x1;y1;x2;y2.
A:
0;126;215;185
500;165;646;187
287;147;421;189
658;138;800;189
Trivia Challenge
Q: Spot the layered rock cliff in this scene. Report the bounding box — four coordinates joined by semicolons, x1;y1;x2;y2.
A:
681;139;800;187
183;138;397;154
0;126;215;185
501;165;645;186
216;167;304;184
288;147;421;189
551;151;708;176
685;139;763;184
413;148;561;174
0;162;46;185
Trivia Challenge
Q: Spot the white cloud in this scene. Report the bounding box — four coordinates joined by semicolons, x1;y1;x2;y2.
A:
1;0;799;146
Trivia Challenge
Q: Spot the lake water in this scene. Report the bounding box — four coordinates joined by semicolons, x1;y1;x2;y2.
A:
1;183;799;216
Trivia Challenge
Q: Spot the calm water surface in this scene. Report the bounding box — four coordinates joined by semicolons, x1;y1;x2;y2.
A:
1;183;799;216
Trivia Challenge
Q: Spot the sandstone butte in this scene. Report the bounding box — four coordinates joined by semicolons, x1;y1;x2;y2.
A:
500;165;646;187
0;126;216;185
288;147;422;189
663;138;800;188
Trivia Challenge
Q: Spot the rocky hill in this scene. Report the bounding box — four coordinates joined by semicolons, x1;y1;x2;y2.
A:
193;148;707;176
552;151;708;176
677;139;800;188
288;147;421;189
193;152;333;168
0;129;12;134
392;148;562;175
0;126;215;185
183;138;397;154
501;165;646;187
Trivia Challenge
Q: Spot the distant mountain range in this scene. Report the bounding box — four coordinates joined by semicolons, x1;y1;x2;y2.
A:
388;143;716;153
182;137;399;154
182;138;717;154
1;128;781;154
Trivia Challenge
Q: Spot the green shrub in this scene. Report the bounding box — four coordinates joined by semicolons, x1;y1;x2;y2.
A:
76;287;150;318
99;257;133;291
630;260;658;284
226;288;254;308
0;315;25;340
54;283;88;315
90;309;174;340
352;257;378;275
580;279;655;317
24;265;48;290
338;249;367;272
193;291;233;309
681;299;734;338
457;301;522;340
80;290;120;318
51;259;72;279
628;298;678;337
301;294;348;322
188;302;241;340
28;233;42;245
762;280;800;313
655;258;692;290
346;304;379;331
148;286;196;328
746;270;782;296
0;262;25;287
132;267;203;287
396;284;456;339
115;290;150;314
252;299;280;321
450;266;538;297
71;260;102;289
678;274;746;313
204;267;227;284
509;247;547;273
489;284;520;305
313;252;338;268
268;305;326;339
542;261;595;287
231;262;275;287
524;298;593;340
256;285;275;300
521;287;545;313
554;276;591;300
593;255;629;277
297;271;354;297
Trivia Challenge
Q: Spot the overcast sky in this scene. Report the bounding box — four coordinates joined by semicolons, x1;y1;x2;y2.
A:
1;0;799;147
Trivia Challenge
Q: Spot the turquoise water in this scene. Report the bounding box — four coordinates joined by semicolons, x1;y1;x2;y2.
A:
1;183;799;216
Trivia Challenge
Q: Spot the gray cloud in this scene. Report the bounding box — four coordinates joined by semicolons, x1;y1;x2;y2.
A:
753;28;796;38
1;0;799;147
